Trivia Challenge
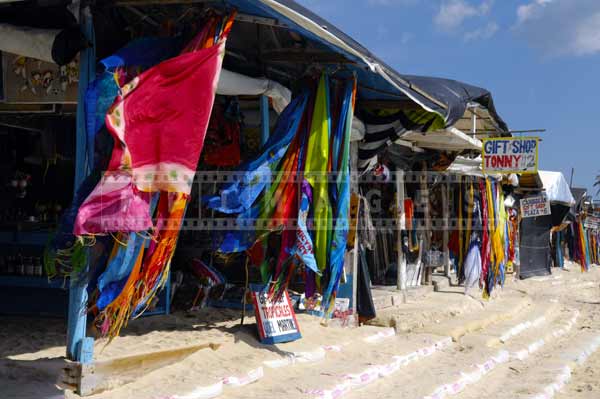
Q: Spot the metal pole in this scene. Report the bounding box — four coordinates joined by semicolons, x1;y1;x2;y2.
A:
570;168;575;188
260;95;270;147
420;162;432;285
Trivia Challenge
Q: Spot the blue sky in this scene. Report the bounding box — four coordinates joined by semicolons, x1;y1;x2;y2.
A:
297;0;600;195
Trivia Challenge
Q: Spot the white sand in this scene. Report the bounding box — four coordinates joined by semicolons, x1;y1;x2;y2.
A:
2;261;599;399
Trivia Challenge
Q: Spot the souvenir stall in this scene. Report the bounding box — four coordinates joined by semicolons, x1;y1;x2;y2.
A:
4;0;496;377
518;171;574;279
353;75;509;294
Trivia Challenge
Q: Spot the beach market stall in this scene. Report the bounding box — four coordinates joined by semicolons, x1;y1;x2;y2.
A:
0;1;500;394
354;75;509;296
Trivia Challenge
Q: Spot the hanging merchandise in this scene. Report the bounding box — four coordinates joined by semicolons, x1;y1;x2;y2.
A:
479;179;490;288
403;198;419;254
463;234;482;294
553;230;564;268
578;221;589;271
485;180;507;298
65;11;237;339
321;79;355;312
506;207;519;271
205;92;308;218
304;74;333;291
207;73;357;317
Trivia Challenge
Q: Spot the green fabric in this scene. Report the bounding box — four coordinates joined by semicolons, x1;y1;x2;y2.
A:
304;75;332;288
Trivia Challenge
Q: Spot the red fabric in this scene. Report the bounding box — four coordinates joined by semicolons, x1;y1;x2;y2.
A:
203;105;241;167
108;44;222;176
479;180;490;288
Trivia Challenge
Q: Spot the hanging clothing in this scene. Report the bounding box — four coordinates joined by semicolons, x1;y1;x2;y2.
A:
357;244;376;321
202;103;241;167
464;235;482;294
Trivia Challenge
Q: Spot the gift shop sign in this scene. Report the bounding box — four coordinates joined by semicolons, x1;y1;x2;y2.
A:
521;194;551;218
252;290;301;344
482;137;539;174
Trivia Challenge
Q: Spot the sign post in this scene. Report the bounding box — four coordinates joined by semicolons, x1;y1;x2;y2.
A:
482;137;539;174
252;290;301;344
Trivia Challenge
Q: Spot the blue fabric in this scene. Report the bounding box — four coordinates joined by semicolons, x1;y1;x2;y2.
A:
101;37;181;72
206;92;309;214
556;231;564;268
85;72;119;136
218;203;262;253
96;276;128;311
97;233;145;294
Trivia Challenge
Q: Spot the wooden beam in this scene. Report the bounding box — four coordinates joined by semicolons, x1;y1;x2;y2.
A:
114;0;211;5
0;103;56;113
65;343;220;396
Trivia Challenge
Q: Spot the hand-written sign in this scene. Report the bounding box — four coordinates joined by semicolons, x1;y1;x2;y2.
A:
521;194;551;218
252;290;301;344
482;137;539;174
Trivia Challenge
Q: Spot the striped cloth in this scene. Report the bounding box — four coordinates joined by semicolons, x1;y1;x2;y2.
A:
357;109;442;171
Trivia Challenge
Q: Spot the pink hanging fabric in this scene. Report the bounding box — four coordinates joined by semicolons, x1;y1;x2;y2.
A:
74;22;228;236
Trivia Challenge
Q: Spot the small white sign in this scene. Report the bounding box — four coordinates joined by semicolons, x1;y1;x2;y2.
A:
521;194;551;218
584;216;600;230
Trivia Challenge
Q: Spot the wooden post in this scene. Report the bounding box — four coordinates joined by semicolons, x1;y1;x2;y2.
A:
420;162;432;285
351;218;359;322
395;170;407;302
67;5;95;363
350;142;359;322
442;177;450;277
